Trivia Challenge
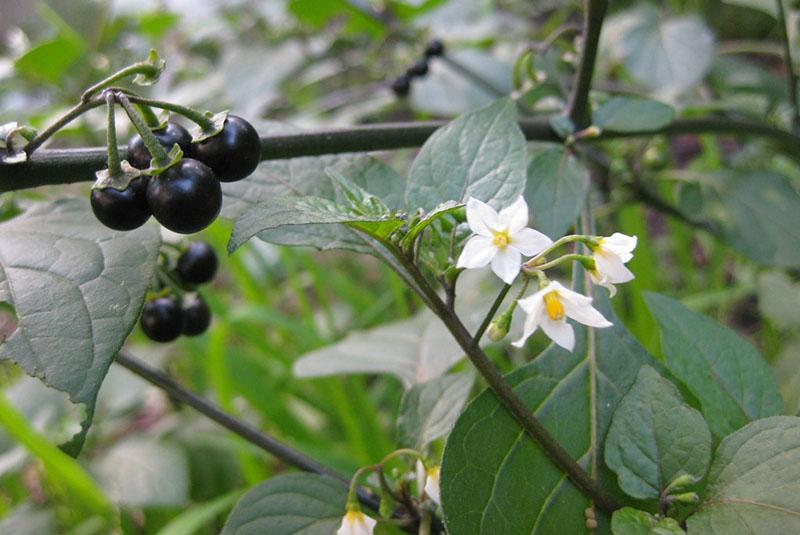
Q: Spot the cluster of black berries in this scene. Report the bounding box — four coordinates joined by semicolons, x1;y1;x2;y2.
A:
140;241;217;343
91;115;260;234
391;39;445;97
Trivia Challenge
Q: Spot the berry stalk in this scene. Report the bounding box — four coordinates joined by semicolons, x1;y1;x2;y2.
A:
115;92;172;169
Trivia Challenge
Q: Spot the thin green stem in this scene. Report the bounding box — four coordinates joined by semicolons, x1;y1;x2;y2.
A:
81;62;160;103
472;283;511;343
379;448;425;467
104;92;121;176
524;234;587;268
531;253;590;272
775;0;800;132
137;104;162;128
124;95;216;132
566;0;609;129
347;465;377;508
24;97;105;156
115;92;170;167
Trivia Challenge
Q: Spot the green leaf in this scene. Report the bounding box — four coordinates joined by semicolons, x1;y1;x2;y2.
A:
605;366;711;500
0;199;161;453
713;171;800;268
440;287;658;534
720;0;777;16
337;155;406;211
221;473;348;535
397;372;475;450
14;36;86;84
0;391;112;518
686;416;800;534
644;292;782;439
609;6;715;97
228;196;403;253
156;491;242;535
524;147;590;239
593;97;675;133
757;271;800;329
92;437;189;507
612;507;685;535
400;200;463;251
222;154;395;254
406;98;526;212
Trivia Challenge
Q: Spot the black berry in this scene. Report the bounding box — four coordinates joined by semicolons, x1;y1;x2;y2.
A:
192;115;260;182
407;59;429;77
424;39;444;57
128;121;193;170
140;296;183;342
176;241;218;285
90;176;151;231
391;74;411;97
146;158;222;234
182;294;211;336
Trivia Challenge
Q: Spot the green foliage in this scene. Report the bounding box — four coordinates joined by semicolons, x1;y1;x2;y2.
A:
592;97;676;134
687;417;800;534
611;508;684;535
645;293;782;438
605;366;711;500
221;473;347;535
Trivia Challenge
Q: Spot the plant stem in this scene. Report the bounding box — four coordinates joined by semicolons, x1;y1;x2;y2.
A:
566;0;609;129
775;0;800;132
125;95;216;132
384;245;620;514
104;92;122;176
4;116;800;193
532;253;590;272
115;92;171;167
81;60;161;103
524;234;586;268
472;283;511;343
24;97;106;156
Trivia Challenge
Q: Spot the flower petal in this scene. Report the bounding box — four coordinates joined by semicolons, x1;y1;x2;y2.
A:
424;466;441;505
490;246;522;284
517;286;549;315
457;235;496;269
601;233;637;255
466;197;500;237
594;251;634;283
560;294;613;328
540;317;575;351
498;196;529;233
512;309;541;347
510;227;553;256
337;510;377;535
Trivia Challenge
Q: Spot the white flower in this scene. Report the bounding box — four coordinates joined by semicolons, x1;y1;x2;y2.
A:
457;197;553;284
589;233;637;297
512;281;612;351
424;465;441;505
336;509;377;535
415;460;426;498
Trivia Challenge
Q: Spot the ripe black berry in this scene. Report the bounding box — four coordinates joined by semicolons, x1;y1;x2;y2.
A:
182;294;211;336
140;296;183;342
424;39;445;57
192;115;260;182
90;177;151;231
146;158;222;234
391;74;411;97
176;241;218;285
128;121;193;170
408;59;429;77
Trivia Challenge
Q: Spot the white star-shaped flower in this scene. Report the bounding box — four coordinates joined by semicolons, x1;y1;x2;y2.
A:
456;196;553;284
512;281;612;351
589;233;637;296
424;465;441;505
336;509;376;535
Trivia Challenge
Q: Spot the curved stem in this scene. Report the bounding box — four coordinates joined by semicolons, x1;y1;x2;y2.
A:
81;63;160;103
24;97;105;156
532;253;590;272
125;95;216;132
472;283;511;343
567;0;609;129
115;92;170;167
104;93;121;176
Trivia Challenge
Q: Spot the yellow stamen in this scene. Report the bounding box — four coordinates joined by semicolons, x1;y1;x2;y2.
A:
492;230;510;249
544;291;565;321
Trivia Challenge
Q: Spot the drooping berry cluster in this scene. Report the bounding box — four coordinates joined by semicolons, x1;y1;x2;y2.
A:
140;241;218;343
390;39;445;97
91;106;260;235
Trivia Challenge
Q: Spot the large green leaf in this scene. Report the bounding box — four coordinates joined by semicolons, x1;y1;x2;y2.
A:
397;372;475;450
605;366;711;500
222;154;401;254
221;473;348;535
440;288;658;534
405;98;526;212
714;171;800;268
644;293;782;438
525;147;590;239
0;199;161;453
608;6;715;97
686;416;800;534
592;97;675;133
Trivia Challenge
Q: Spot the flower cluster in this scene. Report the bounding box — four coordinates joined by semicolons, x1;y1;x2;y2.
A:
457;196;637;351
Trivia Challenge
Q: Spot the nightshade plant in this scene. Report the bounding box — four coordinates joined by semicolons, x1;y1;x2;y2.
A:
1;1;800;534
